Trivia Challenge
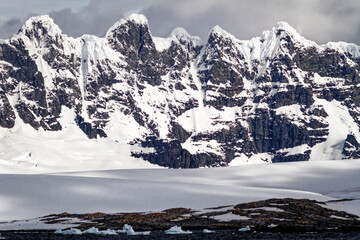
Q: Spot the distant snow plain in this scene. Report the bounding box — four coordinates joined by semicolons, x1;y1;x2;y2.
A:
0;158;359;226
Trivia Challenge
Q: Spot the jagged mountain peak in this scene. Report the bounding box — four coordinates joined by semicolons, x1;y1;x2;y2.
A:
205;25;241;54
208;25;236;41
269;21;317;48
104;13;155;56
19;14;62;39
275;21;298;34
105;13;149;38
208;22;298;43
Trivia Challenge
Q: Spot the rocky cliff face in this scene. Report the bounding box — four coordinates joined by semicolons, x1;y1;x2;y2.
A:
0;14;360;168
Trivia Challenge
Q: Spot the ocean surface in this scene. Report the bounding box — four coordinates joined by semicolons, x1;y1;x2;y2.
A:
1;230;360;240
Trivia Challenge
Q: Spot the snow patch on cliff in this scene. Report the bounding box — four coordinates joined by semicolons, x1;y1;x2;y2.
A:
310;98;360;161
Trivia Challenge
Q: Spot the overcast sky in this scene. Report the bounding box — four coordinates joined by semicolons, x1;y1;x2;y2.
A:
0;0;359;45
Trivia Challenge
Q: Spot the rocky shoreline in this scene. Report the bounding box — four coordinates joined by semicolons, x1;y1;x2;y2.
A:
7;198;358;233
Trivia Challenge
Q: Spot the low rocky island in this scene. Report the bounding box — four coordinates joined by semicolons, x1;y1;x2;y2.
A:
6;198;358;233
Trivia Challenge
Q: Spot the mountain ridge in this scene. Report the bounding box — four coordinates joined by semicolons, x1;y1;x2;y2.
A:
0;14;360;171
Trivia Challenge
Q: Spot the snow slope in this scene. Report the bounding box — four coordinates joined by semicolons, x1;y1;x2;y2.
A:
0;160;358;224
0;106;160;174
310;98;360;161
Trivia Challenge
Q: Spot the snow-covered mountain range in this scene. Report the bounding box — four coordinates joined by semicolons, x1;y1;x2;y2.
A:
1;14;360;171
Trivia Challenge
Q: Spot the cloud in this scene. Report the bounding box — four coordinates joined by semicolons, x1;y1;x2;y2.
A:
0;0;359;45
0;18;21;38
49;0;158;37
141;0;360;44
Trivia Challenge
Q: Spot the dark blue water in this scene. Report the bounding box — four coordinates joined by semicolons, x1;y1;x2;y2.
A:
1;230;360;240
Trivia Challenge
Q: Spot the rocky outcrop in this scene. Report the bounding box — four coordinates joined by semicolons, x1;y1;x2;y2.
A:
132;136;224;168
41;198;360;232
342;134;360;159
0;91;15;128
0;15;360;167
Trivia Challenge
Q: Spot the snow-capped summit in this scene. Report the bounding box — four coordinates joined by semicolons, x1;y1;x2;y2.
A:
0;15;360;171
171;27;191;39
271;21;317;48
127;13;148;25
106;13;149;38
275;21;298;34
208;25;236;41
19;15;62;38
171;27;202;46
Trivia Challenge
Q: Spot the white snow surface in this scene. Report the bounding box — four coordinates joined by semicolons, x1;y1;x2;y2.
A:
153;27;202;52
0;159;359;225
0;217;78;231
0;106;160;174
244;207;284;212
212;213;250;221
310;98;360;161
325;41;360;58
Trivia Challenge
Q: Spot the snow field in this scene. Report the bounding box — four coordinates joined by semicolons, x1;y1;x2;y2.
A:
0;159;358;224
0;106;160;174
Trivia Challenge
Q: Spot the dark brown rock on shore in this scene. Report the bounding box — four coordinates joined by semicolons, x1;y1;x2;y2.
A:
41;198;360;233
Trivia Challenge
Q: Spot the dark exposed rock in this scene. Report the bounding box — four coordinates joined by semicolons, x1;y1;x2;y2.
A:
0;91;15;128
106;18;166;86
272;151;311;163
249;110;314;153
198;29;246;110
310;107;328;117
174;82;186;91
15;102;41;130
233;198;360;232
342;134;360;159
351;86;360;107
0;38;66;131
132;136;223;168
75;115;107;139
169;122;191;143
192;123;254;163
169;98;199;117
295;48;355;81
270;85;314;109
